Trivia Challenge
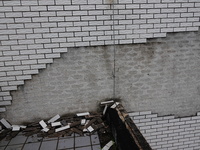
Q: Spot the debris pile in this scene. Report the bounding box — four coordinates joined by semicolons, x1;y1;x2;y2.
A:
0;111;108;140
0;100;122;150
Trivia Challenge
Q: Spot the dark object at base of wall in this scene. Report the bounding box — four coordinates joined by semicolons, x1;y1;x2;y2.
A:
105;105;152;150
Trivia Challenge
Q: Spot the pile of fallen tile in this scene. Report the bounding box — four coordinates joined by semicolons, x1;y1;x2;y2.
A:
0;99;121;143
0;111;108;140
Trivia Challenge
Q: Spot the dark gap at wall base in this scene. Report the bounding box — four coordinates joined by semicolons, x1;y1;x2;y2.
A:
105;106;152;150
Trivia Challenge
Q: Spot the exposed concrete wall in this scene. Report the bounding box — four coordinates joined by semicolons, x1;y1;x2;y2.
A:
117;30;200;117
5;46;114;123
5;30;200;123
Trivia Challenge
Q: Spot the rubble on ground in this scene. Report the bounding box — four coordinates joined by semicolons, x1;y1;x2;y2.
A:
0;100;120;150
0;111;110;141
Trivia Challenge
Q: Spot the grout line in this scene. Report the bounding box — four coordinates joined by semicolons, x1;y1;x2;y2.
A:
55;136;59;150
20;134;29;150
73;133;75;149
3;137;11;150
38;135;44;150
89;133;93;150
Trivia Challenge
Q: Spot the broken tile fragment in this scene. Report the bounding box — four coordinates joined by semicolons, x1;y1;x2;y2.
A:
42;128;49;132
87;126;94;132
20;126;26;129
39;120;47;129
100;100;114;105
77;112;90;117
12;125;20;131
55;125;70;132
83;128;87;132
47;114;60;124
81;119;86;125
84;120;90;129
110;102;120;109
102;141;114;150
103;105;108;115
0;118;12;129
51;122;61;127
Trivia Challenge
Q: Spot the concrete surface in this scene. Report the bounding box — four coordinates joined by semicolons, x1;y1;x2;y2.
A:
0;132;100;150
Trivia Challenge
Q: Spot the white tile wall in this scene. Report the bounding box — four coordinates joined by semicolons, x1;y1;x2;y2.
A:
130;111;200;150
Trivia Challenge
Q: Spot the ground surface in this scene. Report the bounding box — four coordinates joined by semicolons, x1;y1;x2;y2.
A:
0;132;101;150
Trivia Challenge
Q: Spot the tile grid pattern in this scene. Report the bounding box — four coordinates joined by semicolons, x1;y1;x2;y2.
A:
0;132;101;150
129;111;200;150
0;0;200;112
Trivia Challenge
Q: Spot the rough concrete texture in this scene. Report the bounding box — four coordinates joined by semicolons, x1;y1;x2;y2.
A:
5;30;200;124
117;30;200;117
5;46;114;123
